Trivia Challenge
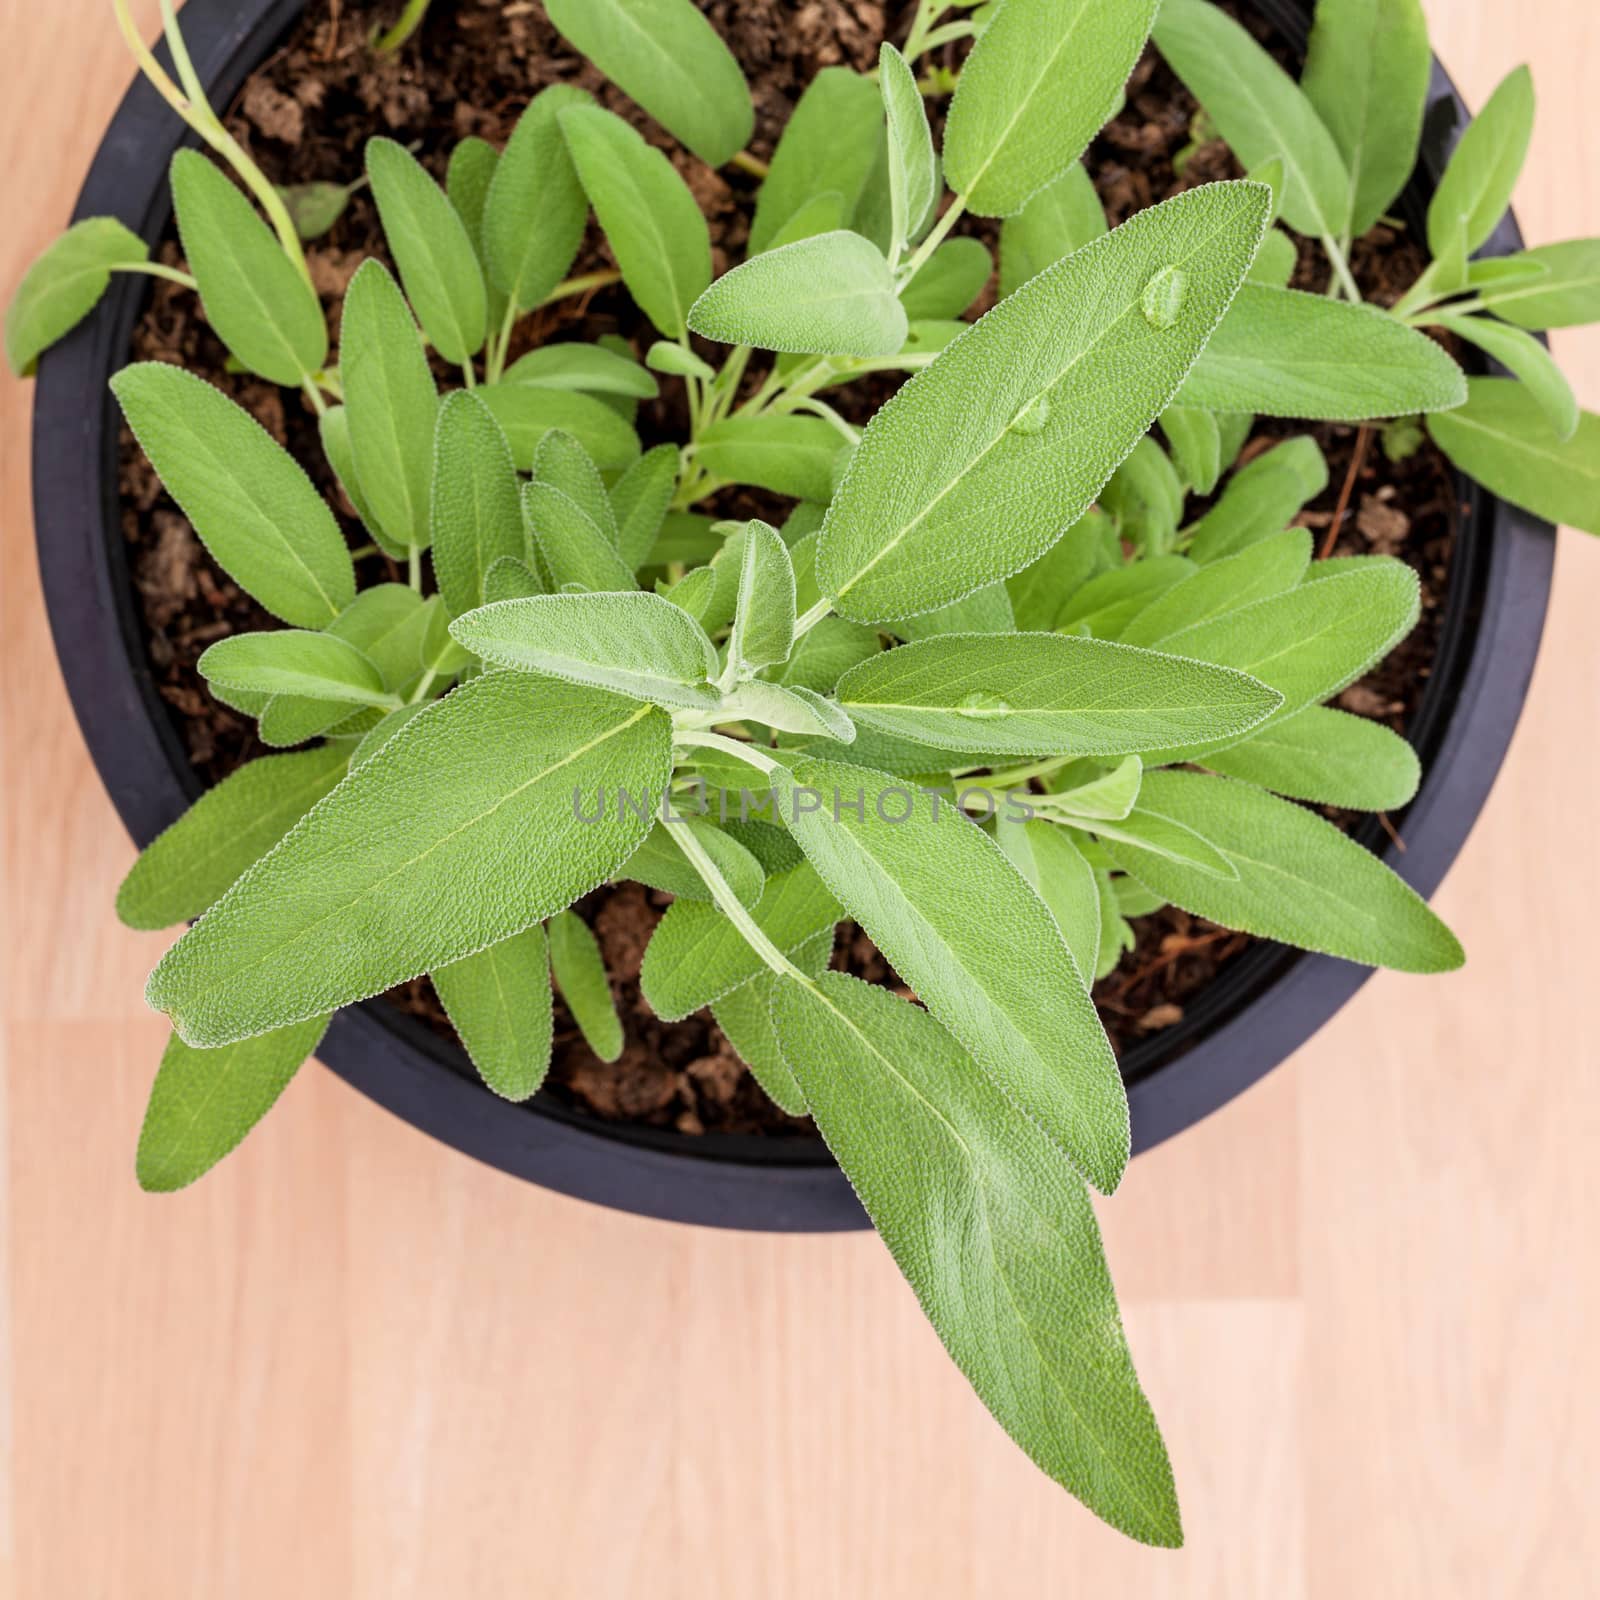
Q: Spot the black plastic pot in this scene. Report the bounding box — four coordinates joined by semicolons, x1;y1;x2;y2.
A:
33;0;1552;1231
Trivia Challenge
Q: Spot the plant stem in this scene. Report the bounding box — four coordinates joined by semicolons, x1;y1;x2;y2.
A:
115;0;314;290
900;194;969;287
913;20;976;56
793;598;834;638
460;360;476;390
112;261;198;291
728;150;770;180
668;811;809;982
1319;424;1372;560
902;0;951;61
408;546;422;592
789;396;860;445
537;268;623;308
301;377;328;417
1320;234;1363;304
486;296;518;384
371;0;432;54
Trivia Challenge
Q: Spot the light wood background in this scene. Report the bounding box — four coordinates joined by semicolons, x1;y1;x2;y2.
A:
3;2;1597;1594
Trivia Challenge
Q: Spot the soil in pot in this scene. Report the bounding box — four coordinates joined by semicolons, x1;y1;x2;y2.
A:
117;0;1462;1137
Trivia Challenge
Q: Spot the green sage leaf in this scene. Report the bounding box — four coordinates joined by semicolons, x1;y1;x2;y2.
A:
1203;703;1420;811
835;633;1280;756
772;756;1128;1193
1426;377;1600;535
483;85;593;312
366;136;488;365
450;591;718;708
110;363;354;627
1099;770;1462;972
543;0;753;167
728;520;797;676
943;0;1159;217
880;42;937;253
137;1017;330;1192
1474;238;1600;330
1427;66;1535;259
1177;286;1467;419
709;929;832;1115
548;910;623;1062
477;384;641;472
117;745;350;931
1302;0;1431;238
992;816;1101;981
610;444;679;569
431;391;525;618
503;342;659;399
816;183;1271;623
148;677;673;1046
198;630;392;709
696;415;845;501
1120;528;1312;647
690;231;907;358
619;817;765;908
749;68;883;255
998;164;1106;297
340;259;438;554
1187;435;1328;563
641;863;841;1020
769;974;1182;1545
170;149;327;386
433;926;553;1101
560;105;713;340
899;237;994;322
1154;0;1352;242
5;216;147;376
1432;312;1579;442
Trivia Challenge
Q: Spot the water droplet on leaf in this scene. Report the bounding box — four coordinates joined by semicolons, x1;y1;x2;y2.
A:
1141;266;1189;330
956;690;1012;718
1008;395;1050;436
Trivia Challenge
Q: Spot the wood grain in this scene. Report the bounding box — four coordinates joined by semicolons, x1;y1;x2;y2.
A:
3;3;1597;1594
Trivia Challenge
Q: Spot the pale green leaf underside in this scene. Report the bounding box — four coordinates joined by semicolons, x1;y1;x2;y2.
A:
5;216;147;376
451;592;718;708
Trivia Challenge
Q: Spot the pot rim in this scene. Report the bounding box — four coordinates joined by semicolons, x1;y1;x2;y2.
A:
31;0;1553;1232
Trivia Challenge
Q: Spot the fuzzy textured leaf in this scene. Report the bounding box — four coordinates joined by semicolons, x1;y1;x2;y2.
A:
137;1018;330;1192
1154;0;1351;242
1203;704;1420;811
5;216;146;376
836;633;1280;755
543;0;753;167
1100;770;1462;972
816;183;1270;622
749;68;883;255
1426;378;1600;536
341;260;438;553
483;86;593;311
170;150;327;386
148;678;672;1046
773;756;1127;1192
450;591;718;707
696;415;844;501
117;745;350;931
1177;287;1467;419
690;231;907;358
548;910;624;1061
1427;67;1535;258
366;137;488;365
478;384;640;473
111;363;354;627
943;0;1160;217
560;105;713;339
770;974;1181;1544
998;164;1106;298
431;391;525;618
880;42;937;252
1302;0;1431;238
433;926;554;1100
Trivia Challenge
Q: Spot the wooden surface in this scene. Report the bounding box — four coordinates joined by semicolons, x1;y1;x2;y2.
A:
3;2;1597;1594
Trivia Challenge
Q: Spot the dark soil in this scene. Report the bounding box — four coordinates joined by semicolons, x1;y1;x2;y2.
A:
118;0;1463;1136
